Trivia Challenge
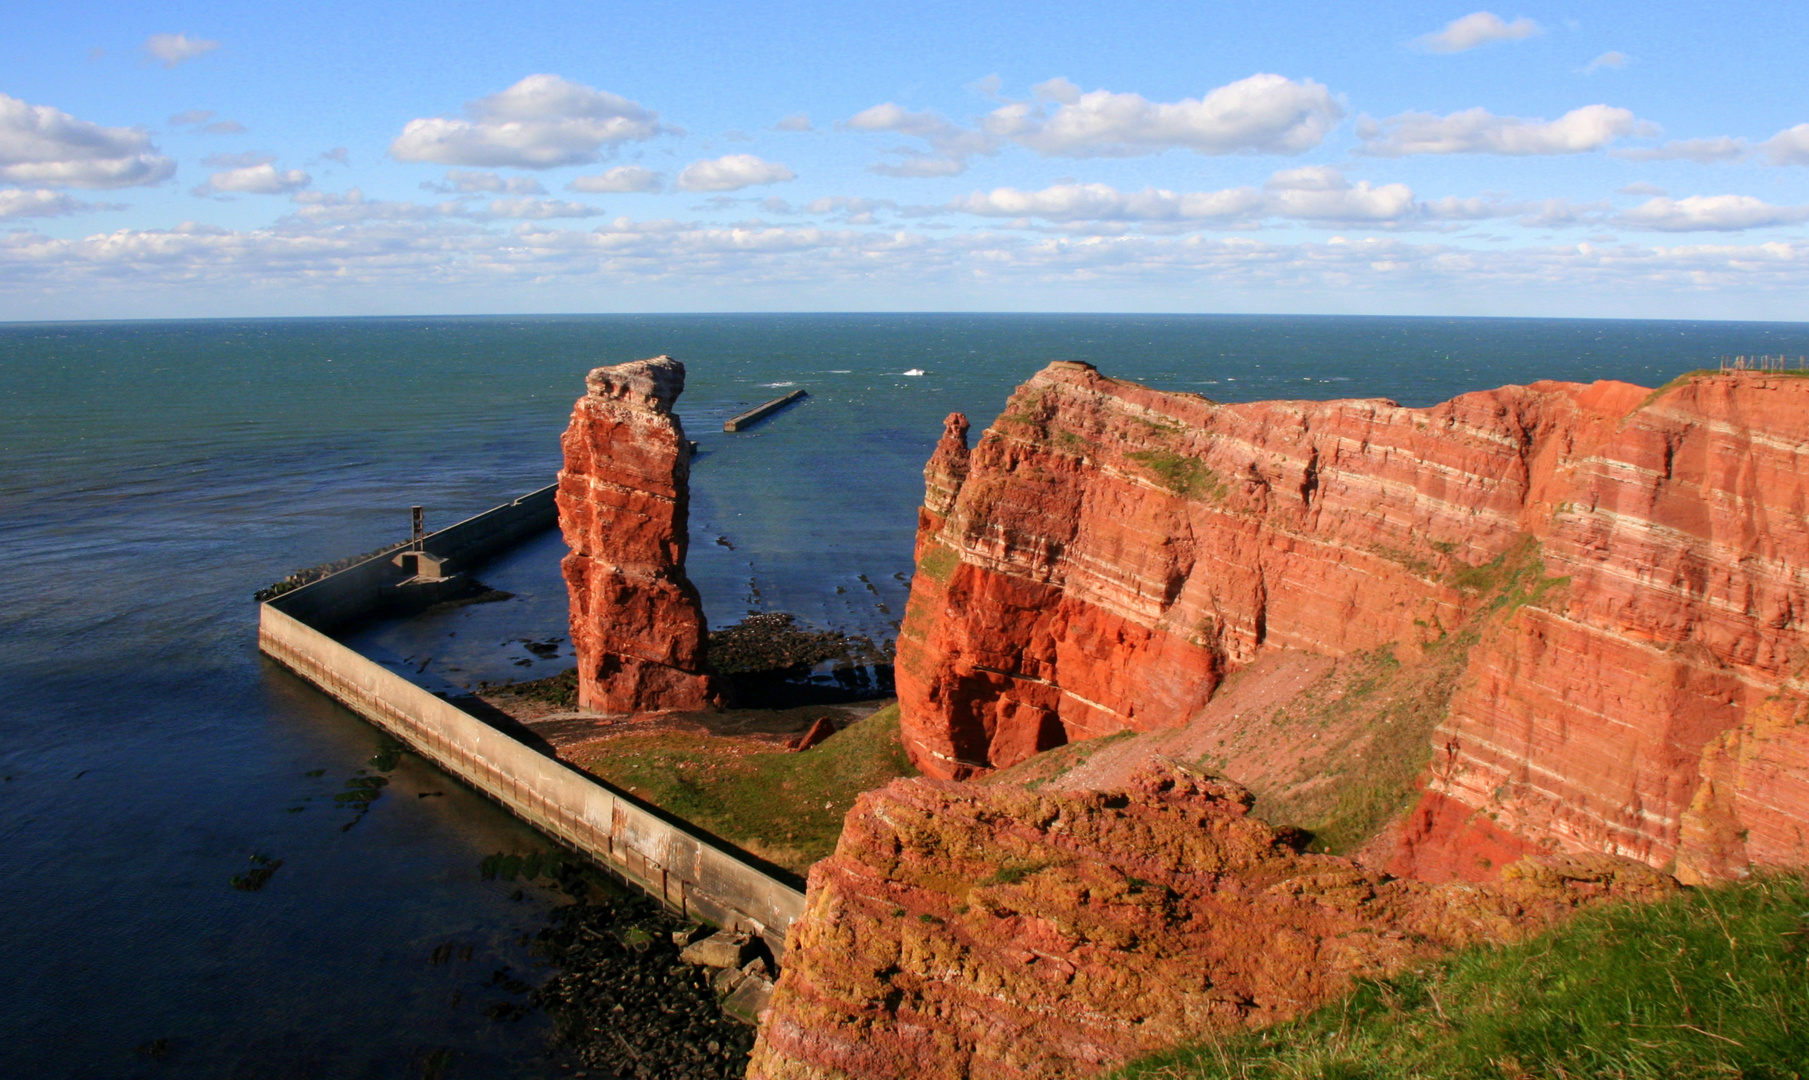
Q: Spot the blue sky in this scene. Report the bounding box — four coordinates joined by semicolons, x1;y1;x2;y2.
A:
7;1;1809;319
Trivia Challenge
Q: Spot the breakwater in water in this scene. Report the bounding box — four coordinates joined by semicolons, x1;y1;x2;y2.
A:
259;487;806;956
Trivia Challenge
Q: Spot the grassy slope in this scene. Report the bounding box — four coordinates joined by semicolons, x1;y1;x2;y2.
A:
1114;874;1809;1080
568;705;916;874
991;539;1563;857
1219;641;1472;856
982;642;1474;856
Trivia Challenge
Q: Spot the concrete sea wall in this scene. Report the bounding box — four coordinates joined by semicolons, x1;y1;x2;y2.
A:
259;486;805;954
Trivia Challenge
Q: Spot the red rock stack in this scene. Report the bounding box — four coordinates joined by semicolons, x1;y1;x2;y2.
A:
557;356;720;714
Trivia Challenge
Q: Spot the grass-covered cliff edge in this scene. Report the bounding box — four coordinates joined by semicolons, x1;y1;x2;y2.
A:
1113;873;1809;1080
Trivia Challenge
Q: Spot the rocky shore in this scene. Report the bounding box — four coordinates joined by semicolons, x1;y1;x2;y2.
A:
531;885;761;1079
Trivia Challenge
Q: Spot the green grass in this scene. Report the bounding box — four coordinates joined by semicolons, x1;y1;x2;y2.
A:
1128;449;1228;501
1240;642;1472;855
488;666;578;708
918;545;960;584
1449;539;1570;620
571;705;917;873
1113;874;1809;1080
985;729;1136;792
1637;369;1718;411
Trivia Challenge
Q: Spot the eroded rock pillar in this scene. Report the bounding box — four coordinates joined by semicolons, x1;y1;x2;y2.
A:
557;356;720;713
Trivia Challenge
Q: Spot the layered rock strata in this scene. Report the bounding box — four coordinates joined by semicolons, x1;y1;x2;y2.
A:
897;362;1809;882
748;762;1674;1080
558;356;720;713
1397;372;1809;882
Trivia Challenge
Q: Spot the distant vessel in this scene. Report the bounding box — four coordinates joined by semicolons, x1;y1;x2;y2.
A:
902;368;926;376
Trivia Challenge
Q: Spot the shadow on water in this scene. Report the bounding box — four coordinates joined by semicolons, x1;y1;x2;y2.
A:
721;662;895;709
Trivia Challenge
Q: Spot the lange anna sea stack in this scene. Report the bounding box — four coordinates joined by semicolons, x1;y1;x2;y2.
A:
557;356;721;713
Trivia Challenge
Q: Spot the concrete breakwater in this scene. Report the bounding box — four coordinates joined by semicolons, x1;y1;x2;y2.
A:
723;389;806;432
258;486;805;956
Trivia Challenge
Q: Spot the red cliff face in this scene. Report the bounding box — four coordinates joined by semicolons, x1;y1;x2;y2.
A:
748;763;1673;1080
1397;373;1809;883
896;362;1809;884
557;356;720;714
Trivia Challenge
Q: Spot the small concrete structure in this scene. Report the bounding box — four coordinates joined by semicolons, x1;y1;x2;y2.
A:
723;389;807;432
259;485;806;955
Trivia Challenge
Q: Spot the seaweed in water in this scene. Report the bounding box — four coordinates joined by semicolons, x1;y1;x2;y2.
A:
420;1047;453;1080
480;849;574;882
369;734;405;773
229;853;283;891
334;776;389;804
705;612;889;675
336;774;389;830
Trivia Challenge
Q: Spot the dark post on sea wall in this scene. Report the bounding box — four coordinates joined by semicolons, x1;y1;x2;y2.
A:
557;356;721;713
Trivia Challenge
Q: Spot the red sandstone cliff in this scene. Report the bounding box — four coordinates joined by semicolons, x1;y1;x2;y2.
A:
558;356;720;713
1400;372;1809;883
896;362;1809;883
748;762;1673;1080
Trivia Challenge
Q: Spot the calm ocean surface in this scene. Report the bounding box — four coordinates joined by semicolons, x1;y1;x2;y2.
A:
5;313;1809;1078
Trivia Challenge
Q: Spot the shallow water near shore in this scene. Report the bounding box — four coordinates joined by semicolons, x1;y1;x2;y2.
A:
4;313;1808;1078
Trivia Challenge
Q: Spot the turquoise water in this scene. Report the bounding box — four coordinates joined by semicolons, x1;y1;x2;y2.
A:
4;313;1808;1078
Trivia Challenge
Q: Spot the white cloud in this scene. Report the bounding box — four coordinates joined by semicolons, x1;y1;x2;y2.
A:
950;182;1263;224
1358;104;1641;156
287;188;457;224
1413;12;1542;53
1618;195;1809;232
0;94;177;189
1760;124;1809;165
1516;198;1611;228
968;75;1005;101
428;169;545;195
143;33;220;68
1615;137;1749;163
169;111;249;136
1262;166;1416;221
315;147;350;166
1583;51;1629;73
988;73;1343;158
568;165;664;193
171;110;250;136
871;153;973;178
675;154;796;192
844;74;1342;176
947;168;1510;229
202;151;274;169
843;103;999;176
774;113;813;132
1618;183;1667;196
800;196;893;223
754;196;901;224
389;75;667;169
10;216;1809;307
195;163;311;195
487;197;606;219
0;188;121;219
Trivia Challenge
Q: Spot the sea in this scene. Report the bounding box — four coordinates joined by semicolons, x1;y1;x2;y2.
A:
5;313;1809;1079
